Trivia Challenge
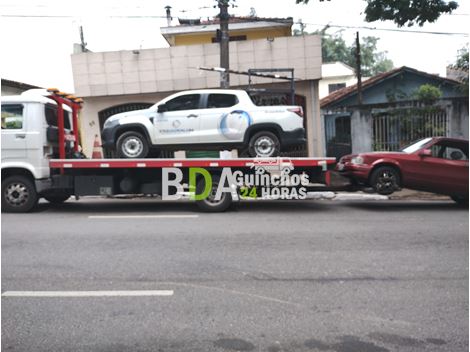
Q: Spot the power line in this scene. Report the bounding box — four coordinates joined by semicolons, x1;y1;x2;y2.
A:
0;14;169;18
299;22;469;36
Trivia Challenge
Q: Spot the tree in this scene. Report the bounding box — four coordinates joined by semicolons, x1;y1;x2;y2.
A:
299;30;394;76
449;45;469;92
295;0;458;27
452;45;469;72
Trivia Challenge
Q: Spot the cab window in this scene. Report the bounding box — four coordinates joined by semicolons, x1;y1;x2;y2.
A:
1;104;23;129
207;94;238;108
45;104;71;129
165;94;201;112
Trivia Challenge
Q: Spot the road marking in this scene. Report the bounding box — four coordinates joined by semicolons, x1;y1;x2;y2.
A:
2;290;174;297
88;214;199;219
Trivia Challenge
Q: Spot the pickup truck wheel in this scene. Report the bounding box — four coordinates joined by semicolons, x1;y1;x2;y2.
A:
44;194;70;204
248;131;280;157
370;166;400;195
2;176;39;213
116;131;149;158
195;175;233;212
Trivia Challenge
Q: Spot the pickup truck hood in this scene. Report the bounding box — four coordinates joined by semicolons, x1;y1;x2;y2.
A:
106;109;151;123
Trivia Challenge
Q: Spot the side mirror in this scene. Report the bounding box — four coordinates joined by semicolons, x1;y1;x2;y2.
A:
419;149;432;157
157;104;168;113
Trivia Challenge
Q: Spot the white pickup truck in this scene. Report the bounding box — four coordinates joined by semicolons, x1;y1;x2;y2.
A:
101;89;306;158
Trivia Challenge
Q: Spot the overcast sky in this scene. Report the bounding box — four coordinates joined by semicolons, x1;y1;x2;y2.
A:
0;0;468;93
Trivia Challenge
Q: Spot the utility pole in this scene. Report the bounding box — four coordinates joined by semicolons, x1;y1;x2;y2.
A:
79;26;87;53
355;31;363;105
217;0;230;88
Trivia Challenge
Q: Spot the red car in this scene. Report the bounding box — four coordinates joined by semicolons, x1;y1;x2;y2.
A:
336;137;469;204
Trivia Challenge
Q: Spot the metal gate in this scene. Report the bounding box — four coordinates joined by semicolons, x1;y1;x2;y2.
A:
324;113;352;160
372;108;448;151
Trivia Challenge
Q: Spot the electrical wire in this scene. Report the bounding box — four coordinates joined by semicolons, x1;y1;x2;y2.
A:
297;22;469;36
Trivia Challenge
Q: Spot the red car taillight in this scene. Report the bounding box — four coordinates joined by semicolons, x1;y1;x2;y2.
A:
287;107;304;118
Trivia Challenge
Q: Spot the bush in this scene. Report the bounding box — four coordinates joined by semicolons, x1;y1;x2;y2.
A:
413;84;442;104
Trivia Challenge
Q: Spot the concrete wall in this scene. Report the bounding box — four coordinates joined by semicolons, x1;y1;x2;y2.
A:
323;98;469;156
448;98;469;139
72;35;321;98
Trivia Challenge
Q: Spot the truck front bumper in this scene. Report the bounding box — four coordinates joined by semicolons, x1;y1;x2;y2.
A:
101;121;120;149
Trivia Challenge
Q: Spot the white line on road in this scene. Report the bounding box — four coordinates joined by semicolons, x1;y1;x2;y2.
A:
88;215;199;219
2;290;174;297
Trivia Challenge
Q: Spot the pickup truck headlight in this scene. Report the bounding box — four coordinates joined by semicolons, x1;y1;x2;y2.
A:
103;116;119;129
351;156;364;165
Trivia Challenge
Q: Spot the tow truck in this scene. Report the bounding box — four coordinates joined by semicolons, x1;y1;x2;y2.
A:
1;89;336;213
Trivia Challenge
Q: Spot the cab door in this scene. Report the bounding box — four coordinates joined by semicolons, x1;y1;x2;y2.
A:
198;93;246;143
154;93;201;145
1;104;27;160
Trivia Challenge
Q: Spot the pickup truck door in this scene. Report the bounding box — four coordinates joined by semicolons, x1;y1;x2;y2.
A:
1;104;27;160
154;93;201;145
198;93;247;143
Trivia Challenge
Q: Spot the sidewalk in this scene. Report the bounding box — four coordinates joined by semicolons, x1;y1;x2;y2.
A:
389;188;450;201
307;189;451;201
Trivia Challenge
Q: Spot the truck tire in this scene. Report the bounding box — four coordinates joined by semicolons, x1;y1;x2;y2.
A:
248;131;280;157
195;175;233;212
369;166;400;195
44;194;70;204
116;131;149;158
2;175;39;213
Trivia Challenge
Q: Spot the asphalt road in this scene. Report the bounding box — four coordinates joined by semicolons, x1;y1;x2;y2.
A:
2;198;468;352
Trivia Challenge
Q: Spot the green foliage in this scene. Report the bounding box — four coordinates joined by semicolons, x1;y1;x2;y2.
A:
303;31;393;76
295;0;458;27
364;0;458;27
453;46;469;71
449;45;469;93
413;84;443;103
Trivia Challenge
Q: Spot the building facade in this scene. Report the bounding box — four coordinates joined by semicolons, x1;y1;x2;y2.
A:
321;66;468;159
71;17;324;157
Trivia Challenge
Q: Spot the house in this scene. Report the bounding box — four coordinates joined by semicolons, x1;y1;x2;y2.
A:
319;62;357;99
160;16;293;46
320;66;468;159
71;15;323;157
1;79;41;96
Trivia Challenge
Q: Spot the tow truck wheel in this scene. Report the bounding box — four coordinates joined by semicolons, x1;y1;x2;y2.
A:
195;175;233;212
248;131;280;158
44;194;70;204
116;131;149;159
2;175;39;213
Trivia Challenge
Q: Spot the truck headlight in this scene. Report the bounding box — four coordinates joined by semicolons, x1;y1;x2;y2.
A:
103;116;119;129
351;156;364;165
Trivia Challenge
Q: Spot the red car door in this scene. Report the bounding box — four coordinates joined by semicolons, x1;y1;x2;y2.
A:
411;140;469;195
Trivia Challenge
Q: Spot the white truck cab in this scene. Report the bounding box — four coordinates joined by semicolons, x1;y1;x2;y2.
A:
2;91;75;211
